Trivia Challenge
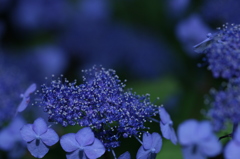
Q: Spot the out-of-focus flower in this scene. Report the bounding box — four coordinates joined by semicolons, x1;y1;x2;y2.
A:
167;0;190;18
11;0;70;31
159;106;177;145
20;117;59;158
176;14;211;56
178;119;221;159
0;116;26;159
208;78;240;131
60;127;105;159
194;23;240;79
136;132;162;159
39;65;159;150
224;126;240;159
201;0;240;24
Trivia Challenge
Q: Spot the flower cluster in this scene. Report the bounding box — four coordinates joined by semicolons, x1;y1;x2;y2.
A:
39;66;162;150
194;23;240;79
208;78;240;131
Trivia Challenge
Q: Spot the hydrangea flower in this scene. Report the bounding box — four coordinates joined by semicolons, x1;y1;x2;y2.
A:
60;127;105;159
136;132;162;159
178;119;221;159
20;117;59;158
194;23;240;79
159;106;177;145
224;126;240;159
0;116;26;159
39;66;159;150
207;78;240;131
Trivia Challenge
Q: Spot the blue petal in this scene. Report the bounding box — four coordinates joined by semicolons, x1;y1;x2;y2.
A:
75;127;94;147
66;150;87;159
159;106;171;124
233;126;240;143
160;122;177;145
136;145;151;159
60;133;80;152
27;139;49;158
41;128;59;146
20;124;36;142
199;134;221;157
84;138;106;158
17;83;37;112
118;151;131;159
151;132;162;153
178;119;198;145
196;121;212;141
33;118;48;136
224;140;240;159
142;132;152;150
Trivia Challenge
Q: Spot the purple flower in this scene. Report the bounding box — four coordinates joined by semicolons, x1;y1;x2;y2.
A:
17;83;37;112
0;116;26;158
20;117;59;158
118;151;131;159
159;106;177;145
224;126;240;159
60;127;105;159
39;66;159;150
136;132;162;159
178;119;221;159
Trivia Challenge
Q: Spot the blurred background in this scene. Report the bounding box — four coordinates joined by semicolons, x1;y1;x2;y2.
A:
0;0;236;158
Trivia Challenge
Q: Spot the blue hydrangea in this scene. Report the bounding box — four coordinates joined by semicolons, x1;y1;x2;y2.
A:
136;132;162;159
207;78;240;131
194;23;240;79
39;66;159;150
178;119;221;159
20;117;59;158
60;127;105;159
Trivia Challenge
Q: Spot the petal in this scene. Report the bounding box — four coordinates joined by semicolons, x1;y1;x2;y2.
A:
27;139;49;158
224;140;240;159
170;127;178;145
33;118;48;136
159;106;171;124
20;124;36;142
41;128;59;146
182;146;205;159
24;83;37;96
151;132;162;153
178;119;198;145
60;133;80;152
75;127;94;147
84;138;106;158
136;145;151;159
66;150;87;159
233;126;240;143
142;132;152;150
199;134;221;157
160;122;177;145
118;151;131;159
196;121;212;141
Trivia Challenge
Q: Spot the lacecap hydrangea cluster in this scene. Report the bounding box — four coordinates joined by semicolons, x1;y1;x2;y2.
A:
38;65;177;152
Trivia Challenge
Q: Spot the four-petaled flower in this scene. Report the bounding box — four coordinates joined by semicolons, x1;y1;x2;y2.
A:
137;132;162;159
60;127;105;159
20;117;59;158
178;119;221;159
159;106;177;145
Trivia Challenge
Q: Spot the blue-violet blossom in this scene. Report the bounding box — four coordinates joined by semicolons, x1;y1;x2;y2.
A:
224;126;240;159
20;117;59;158
178;119;221;159
60;127;105;159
